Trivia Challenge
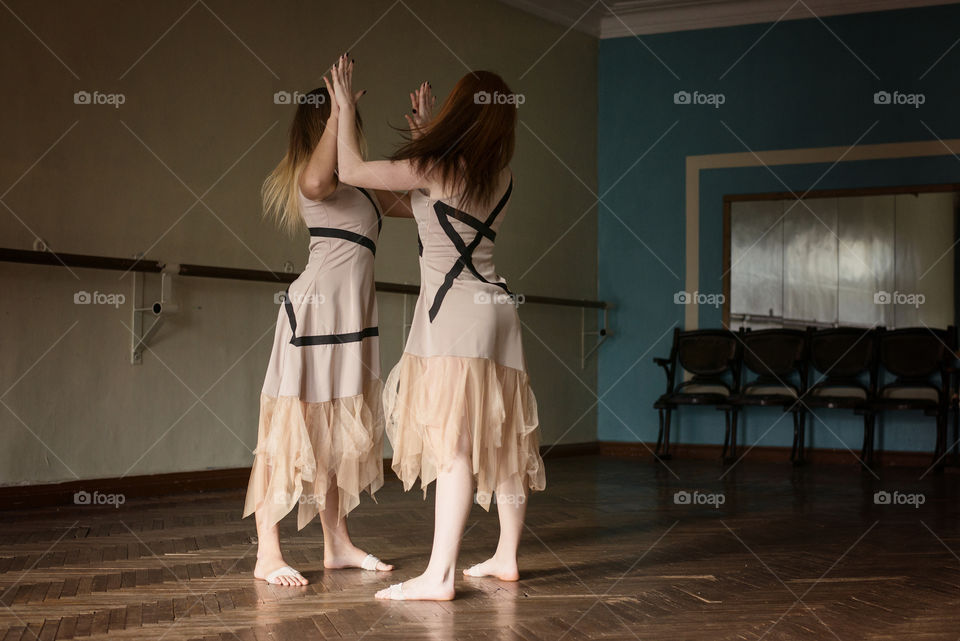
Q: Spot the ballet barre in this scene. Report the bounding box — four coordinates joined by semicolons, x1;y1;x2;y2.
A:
0;247;612;367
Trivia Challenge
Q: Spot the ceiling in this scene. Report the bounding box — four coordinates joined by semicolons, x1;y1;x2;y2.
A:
497;0;960;37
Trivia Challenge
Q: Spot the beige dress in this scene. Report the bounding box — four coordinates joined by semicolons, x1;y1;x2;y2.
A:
243;182;384;530
383;171;546;509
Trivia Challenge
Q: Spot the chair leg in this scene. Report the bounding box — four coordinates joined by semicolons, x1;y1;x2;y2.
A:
860;413;870;464
792;410;806;466
862;412;876;470
790;410;799;464
655;409;664;456
724;410;739;464
941;411;949;460
722;410;731;461
800;410;807;463
657;408;673;461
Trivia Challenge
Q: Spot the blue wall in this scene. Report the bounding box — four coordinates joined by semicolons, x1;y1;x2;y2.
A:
597;5;960;451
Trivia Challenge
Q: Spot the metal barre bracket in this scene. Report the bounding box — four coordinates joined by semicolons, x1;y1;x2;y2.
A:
130;259;180;364
581;305;613;369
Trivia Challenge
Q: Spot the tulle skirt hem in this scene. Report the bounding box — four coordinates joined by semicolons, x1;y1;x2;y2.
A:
383;354;545;511
242;379;384;530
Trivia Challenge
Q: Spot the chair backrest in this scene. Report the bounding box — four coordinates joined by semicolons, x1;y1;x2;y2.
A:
676;330;739;378
879;327;955;381
807;327;877;380
739;329;807;380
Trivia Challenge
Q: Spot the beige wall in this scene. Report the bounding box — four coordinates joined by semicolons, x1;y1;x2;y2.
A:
0;0;599;486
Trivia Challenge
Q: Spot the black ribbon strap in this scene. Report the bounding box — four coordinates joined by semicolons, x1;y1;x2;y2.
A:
308;227;376;255
283;292;378;347
427;179;513;322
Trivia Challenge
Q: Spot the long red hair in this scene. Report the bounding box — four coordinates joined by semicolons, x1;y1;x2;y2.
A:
391;71;517;207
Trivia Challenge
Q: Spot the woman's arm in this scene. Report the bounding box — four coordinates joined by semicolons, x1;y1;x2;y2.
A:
330;53;428;192
297;76;340;201
374;190;413;218
372;82;431;218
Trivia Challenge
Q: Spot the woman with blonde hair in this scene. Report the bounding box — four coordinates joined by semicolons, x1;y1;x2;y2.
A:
331;54;546;601
243;73;411;586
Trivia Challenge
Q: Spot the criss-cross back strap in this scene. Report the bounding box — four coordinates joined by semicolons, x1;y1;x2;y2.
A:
427;178;513;323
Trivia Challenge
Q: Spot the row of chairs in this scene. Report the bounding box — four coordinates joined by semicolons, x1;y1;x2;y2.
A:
652;326;958;469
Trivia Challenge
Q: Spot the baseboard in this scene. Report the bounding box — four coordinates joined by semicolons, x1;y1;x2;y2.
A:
6;440;946;511
0;442;600;511
536;441;601;458
597;440;948;468
0;467;254;511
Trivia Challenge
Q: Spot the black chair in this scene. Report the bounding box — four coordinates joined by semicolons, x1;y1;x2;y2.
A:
653;328;741;461
870;326;956;469
729;328;808;464
803;327;879;469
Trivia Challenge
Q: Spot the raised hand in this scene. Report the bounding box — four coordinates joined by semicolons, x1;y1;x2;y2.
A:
404;81;435;139
330;53;365;111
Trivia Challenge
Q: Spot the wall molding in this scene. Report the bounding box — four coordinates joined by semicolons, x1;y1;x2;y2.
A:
596;440;952;468
0;442;599;511
498;0;957;38
4;440;951;510
599;0;958;38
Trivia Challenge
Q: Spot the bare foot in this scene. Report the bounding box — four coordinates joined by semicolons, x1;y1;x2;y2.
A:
324;544;393;572
462;557;519;581
254;556;308;586
374;573;455;601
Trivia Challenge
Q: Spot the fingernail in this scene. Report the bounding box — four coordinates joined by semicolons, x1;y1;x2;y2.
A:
412;108;417;113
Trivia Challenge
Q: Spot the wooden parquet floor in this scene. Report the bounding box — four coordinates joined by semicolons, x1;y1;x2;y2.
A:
1;456;958;640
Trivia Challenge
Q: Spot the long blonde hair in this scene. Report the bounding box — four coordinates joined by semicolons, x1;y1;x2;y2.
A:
261;87;365;234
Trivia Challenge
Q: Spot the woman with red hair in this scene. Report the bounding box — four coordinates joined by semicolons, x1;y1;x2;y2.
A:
332;54;546;601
